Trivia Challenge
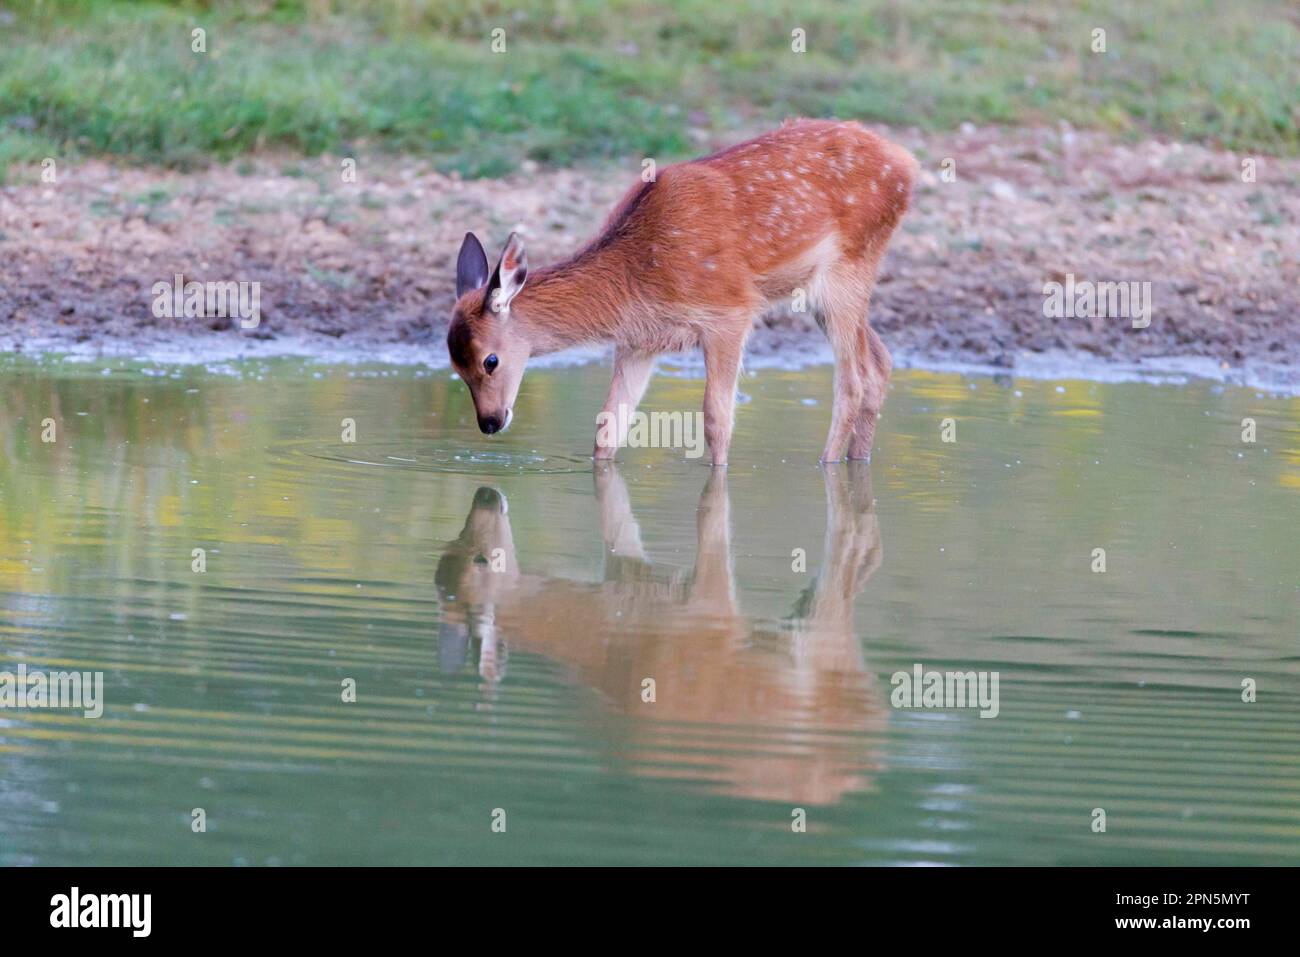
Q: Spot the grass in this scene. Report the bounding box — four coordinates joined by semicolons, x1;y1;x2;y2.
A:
0;0;1296;178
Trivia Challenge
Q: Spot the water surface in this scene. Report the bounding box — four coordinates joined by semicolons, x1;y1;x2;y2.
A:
1;356;1297;865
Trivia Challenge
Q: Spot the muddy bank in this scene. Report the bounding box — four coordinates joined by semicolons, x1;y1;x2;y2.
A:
2;125;1297;384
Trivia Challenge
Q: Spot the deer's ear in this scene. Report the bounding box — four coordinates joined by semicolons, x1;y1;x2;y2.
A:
456;232;490;299
484;232;528;316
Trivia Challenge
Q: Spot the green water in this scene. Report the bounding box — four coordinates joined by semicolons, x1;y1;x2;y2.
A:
1;356;1297;865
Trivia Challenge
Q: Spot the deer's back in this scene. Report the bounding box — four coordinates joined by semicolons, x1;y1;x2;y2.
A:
600;120;915;313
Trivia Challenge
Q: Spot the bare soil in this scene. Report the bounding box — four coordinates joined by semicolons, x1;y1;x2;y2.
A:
2;124;1297;380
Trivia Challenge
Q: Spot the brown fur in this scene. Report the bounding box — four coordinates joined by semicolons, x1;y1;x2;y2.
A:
447;119;917;463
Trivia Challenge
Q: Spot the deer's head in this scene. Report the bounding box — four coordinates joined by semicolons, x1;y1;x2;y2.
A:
446;232;531;435
433;486;519;677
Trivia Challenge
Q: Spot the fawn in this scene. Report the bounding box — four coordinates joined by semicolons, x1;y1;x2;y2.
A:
446;119;916;465
435;463;886;804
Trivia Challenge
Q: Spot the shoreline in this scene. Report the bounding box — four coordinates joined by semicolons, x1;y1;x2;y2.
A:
3;125;1297;392
6;326;1298;395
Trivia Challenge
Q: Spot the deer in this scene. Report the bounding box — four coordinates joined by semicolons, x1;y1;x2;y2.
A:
445;119;917;465
434;463;887;805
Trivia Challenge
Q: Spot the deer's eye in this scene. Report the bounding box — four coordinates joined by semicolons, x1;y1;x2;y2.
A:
484;354;499;374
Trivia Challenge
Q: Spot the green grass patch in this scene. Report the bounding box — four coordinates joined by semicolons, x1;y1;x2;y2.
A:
0;0;1295;177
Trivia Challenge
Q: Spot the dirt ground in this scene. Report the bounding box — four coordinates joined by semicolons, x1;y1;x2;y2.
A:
2;124;1297;380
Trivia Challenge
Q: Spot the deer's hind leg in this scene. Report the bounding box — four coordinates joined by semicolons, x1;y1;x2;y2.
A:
817;251;892;463
817;279;875;463
846;322;891;461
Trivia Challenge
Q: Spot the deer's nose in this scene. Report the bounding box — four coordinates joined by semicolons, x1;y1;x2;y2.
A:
473;486;503;510
479;414;502;435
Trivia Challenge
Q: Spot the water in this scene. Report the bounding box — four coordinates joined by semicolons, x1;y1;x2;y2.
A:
1;356;1297;865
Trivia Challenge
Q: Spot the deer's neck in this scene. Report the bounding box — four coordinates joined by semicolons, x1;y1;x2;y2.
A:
510;247;637;355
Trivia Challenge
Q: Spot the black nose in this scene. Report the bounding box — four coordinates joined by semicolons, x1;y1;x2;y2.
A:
479;415;502;435
473;486;503;510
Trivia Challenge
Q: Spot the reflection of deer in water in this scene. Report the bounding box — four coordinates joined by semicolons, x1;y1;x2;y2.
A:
435;464;886;805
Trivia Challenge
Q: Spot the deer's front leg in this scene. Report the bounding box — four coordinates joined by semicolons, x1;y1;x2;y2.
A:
593;347;657;460
688;469;737;614
701;335;744;467
593;463;647;562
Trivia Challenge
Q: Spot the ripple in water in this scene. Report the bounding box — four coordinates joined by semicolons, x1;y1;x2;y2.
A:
299;442;591;475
